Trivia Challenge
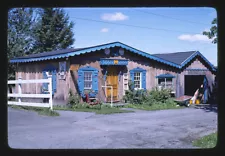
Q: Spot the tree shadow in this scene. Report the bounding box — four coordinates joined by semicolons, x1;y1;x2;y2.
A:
207;76;217;104
194;104;217;113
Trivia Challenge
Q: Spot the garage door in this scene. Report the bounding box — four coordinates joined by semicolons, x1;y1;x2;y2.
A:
184;75;205;96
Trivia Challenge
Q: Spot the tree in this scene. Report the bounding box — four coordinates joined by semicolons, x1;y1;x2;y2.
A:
203;18;217;44
7;8;35;80
31;8;75;54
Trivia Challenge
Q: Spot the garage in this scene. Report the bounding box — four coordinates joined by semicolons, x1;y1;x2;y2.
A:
184;75;205;96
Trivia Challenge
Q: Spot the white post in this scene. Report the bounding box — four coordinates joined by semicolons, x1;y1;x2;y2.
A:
48;75;53;110
165;78;166;89
18;77;22;104
105;81;107;102
111;86;113;107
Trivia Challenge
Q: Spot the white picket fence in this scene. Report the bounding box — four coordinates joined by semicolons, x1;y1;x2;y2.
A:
7;76;53;110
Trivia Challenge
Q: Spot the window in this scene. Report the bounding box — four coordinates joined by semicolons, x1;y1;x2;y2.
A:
84;72;92;89
134;72;142;89
130;67;146;90
158;78;173;89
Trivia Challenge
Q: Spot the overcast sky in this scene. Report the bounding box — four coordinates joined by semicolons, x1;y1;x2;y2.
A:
64;7;217;66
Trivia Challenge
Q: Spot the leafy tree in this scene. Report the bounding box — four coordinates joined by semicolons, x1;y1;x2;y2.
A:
7;8;35;80
31;8;75;54
203;18;217;44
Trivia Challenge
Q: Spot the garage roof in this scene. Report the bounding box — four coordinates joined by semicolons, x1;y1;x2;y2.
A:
152;51;196;65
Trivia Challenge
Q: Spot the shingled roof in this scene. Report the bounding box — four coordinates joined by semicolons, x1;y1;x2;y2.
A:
13;48;81;59
152;51;196;65
10;41;216;72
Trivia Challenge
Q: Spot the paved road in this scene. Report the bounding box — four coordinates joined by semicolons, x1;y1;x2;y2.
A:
8;107;217;149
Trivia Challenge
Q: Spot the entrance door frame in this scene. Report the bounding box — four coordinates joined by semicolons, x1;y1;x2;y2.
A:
106;66;119;102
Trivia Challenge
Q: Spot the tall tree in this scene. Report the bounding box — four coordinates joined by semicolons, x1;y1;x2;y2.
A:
31;8;75;53
7;8;35;79
203;18;217;44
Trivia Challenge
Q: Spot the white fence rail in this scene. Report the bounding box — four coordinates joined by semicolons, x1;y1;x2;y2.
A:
7;76;53;110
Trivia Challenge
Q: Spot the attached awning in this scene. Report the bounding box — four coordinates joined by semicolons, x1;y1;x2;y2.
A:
155;73;175;78
100;58;128;65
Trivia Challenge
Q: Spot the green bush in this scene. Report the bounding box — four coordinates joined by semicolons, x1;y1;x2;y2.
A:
123;86;173;106
149;87;171;103
101;104;111;109
68;89;80;107
71;102;102;110
123;88;148;104
89;104;101;110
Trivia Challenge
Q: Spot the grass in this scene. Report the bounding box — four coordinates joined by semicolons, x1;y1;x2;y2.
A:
125;103;184;111
192;132;217;148
54;105;134;114
9;105;60;116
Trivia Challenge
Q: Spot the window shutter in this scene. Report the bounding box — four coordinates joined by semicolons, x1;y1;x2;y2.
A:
130;70;134;82
92;70;99;93
203;76;208;103
52;70;57;94
142;70;146;90
42;71;48;91
77;70;84;95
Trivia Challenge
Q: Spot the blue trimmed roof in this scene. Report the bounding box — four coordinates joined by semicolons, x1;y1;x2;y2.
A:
156;73;175;78
10;41;216;72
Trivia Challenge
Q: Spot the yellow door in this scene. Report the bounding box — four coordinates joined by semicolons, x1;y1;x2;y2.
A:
106;66;118;102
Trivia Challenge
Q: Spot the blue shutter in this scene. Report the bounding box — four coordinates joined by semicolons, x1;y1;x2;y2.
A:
130;70;134;82
77;70;84;96
142;70;146;90
130;70;134;90
92;70;99;93
203;76;208;103
52;70;57;94
42;71;48;92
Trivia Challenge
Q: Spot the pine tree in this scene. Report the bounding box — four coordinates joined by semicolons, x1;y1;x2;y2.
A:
203;18;217;44
7;8;35;79
31;8;75;53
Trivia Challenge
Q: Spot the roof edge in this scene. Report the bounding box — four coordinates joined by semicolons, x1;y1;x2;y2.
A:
10;42;181;69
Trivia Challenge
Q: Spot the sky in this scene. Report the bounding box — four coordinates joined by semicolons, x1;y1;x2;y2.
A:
64;7;217;66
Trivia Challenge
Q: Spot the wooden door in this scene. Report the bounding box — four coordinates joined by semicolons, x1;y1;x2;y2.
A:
106;66;118;101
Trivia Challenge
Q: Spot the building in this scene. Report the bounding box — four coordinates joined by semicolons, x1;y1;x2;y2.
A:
10;42;217;105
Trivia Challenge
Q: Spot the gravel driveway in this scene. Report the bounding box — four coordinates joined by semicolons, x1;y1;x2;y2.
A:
8;107;217;149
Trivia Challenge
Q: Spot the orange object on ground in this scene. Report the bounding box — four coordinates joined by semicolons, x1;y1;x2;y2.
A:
195;99;200;104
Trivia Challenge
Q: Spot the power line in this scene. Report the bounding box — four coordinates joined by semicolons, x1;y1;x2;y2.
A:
130;8;209;26
70;16;200;34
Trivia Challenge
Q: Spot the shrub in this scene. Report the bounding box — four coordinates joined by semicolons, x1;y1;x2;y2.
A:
68;89;80;107
89;104;101;110
149;87;171;103
123;86;173;106
123;89;148;104
101;104;111;109
165;98;177;106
